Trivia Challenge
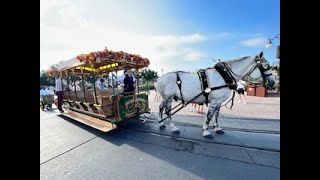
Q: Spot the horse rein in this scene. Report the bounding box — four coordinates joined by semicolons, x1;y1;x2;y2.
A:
219;56;272;88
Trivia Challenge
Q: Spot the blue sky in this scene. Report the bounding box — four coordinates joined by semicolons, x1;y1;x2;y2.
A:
40;0;280;75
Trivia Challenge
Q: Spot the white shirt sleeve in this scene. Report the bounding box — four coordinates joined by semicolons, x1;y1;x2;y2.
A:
118;74;126;83
241;80;247;86
133;75;136;83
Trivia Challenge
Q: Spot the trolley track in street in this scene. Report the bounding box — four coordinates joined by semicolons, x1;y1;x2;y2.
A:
119;120;280;153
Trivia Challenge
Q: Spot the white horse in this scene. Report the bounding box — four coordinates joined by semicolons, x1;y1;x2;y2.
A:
155;51;275;138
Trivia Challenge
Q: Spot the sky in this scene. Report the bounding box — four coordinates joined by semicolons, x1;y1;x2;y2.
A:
40;0;280;75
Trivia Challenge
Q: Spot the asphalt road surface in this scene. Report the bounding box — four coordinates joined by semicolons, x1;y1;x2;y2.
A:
40;109;280;180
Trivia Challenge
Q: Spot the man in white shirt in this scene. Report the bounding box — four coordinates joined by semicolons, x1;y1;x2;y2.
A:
55;75;65;113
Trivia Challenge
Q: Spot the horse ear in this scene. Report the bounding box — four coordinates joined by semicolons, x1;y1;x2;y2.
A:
259;51;264;58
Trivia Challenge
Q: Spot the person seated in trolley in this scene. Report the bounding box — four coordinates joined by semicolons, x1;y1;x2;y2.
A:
95;76;107;90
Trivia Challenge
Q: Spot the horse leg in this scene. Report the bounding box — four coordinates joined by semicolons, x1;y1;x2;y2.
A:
165;98;180;134
202;103;219;138
213;104;224;134
159;100;166;129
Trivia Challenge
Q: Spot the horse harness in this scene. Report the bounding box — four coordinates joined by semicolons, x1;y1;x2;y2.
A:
158;64;237;123
159;57;271;124
175;61;237;107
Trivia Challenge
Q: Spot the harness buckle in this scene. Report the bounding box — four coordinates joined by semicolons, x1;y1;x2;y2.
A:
204;88;211;93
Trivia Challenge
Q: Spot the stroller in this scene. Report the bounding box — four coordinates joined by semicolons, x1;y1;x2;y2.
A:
40;94;55;111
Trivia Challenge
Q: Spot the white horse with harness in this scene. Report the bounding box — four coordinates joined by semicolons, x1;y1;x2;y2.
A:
155;51;275;138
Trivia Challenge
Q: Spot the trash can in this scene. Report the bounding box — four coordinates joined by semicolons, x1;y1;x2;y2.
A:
247;83;257;96
255;84;267;97
246;83;267;97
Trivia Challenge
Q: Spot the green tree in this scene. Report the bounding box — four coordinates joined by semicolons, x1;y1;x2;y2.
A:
141;69;158;81
40;70;55;86
131;69;142;79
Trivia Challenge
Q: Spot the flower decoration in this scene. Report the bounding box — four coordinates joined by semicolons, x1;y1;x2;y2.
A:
75;48;150;67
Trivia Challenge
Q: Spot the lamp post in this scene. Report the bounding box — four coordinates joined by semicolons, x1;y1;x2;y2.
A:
266;33;280;92
266;34;280;59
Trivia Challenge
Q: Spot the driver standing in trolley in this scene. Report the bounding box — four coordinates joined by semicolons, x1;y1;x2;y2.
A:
120;66;136;95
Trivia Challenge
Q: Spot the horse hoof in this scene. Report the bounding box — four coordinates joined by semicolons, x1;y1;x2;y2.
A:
160;125;166;129
216;130;224;134
204;134;214;139
172;130;180;135
172;126;179;132
203;130;212;138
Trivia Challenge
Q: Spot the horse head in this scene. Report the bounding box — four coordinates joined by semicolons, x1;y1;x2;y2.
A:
245;51;276;89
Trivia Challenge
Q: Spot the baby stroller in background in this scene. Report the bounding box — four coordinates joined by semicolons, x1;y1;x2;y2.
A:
40;94;55;111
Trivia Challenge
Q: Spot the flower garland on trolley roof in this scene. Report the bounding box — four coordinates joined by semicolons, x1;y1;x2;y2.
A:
76;48;150;66
48;66;58;77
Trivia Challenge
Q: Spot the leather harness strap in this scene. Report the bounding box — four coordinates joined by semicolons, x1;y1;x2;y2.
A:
160;65;238;124
176;73;185;105
176;63;237;107
197;69;210;105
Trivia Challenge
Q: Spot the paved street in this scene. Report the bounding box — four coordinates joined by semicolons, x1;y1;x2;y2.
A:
40;94;280;180
40;0;280;178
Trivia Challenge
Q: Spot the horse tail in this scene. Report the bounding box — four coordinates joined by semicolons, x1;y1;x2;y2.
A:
155;77;165;98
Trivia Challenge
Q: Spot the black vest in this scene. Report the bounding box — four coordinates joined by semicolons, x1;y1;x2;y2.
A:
124;74;134;92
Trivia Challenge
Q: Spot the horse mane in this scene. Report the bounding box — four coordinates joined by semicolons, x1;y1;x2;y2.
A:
203;56;251;71
161;56;252;76
165;70;193;75
223;56;251;64
175;70;190;73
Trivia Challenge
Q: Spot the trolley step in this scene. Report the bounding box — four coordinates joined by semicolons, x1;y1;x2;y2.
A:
61;110;117;132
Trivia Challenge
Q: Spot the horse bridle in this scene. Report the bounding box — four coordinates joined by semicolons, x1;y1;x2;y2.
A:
221;56;273;88
247;56;273;87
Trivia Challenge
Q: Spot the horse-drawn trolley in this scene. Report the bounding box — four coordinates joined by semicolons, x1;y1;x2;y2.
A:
48;48;150;132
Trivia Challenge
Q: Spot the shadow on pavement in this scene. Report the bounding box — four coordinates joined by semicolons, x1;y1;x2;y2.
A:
56;114;279;180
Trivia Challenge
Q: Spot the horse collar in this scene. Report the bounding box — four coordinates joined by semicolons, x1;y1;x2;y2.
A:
213;62;237;90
